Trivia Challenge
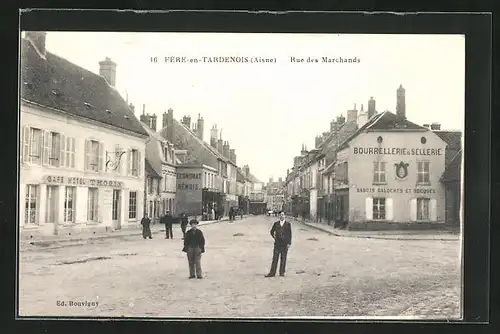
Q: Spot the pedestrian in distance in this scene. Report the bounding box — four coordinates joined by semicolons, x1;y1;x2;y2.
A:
240;208;243;220
182;219;205;279
265;211;292;277
162;210;174;239
180;213;189;239
140;213;152;239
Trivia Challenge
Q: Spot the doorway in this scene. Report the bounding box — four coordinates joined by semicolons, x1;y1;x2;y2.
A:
112;189;121;229
46;186;58;224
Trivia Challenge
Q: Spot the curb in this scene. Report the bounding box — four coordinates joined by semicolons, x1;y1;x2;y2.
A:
20;217;235;251
299;221;460;241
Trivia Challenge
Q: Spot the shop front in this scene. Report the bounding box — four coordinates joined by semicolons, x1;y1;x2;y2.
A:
21;174;144;236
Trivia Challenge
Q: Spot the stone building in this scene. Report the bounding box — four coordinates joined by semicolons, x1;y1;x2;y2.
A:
158;111;238;218
20;32;148;236
139;109;179;222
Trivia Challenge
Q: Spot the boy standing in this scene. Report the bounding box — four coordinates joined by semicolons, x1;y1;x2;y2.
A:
182;219;206;279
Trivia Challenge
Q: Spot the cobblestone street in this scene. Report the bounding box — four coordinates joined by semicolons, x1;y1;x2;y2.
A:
18;215;462;319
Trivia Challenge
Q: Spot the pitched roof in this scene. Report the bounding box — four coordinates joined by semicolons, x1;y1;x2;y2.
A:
440;149;462;183
247;172;260;183
159;119;237;167
236;168;245;182
145;159;161;178
20;38;148;137
318;120;360;157
337;111;428;150
433;131;462;150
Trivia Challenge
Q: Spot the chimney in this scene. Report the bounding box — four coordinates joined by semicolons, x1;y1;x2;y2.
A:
223;141;230;158
162;109;174;143
25;31;47;58
151;114;157;132
279;177;282;183
396;84;406;120
181;115;192;129
229;149;236;164
142;104;146;115
99;57;117;87
210;125;218;147
423;123;430;129
301;144;308;156
217;138;224;153
243;165;250;178
196;114;204;141
430;122;441;130
347;105;358;123
368;96;376;118
337;115;346;125
315;135;322;148
129;103;135;113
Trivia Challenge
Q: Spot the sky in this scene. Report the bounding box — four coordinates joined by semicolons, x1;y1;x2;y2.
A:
39;32;465;182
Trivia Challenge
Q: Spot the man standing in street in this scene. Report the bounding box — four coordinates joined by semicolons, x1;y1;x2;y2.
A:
162;210;174;239
182;219;205;279
265;211;292;277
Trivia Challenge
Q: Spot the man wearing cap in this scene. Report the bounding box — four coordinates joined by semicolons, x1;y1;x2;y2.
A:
265;211;292;277
182;219;206;279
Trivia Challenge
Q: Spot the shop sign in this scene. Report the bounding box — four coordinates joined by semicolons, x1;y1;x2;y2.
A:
177;172;201;180
177;183;200;191
356;187;436;194
353;147;443;156
44;175;123;188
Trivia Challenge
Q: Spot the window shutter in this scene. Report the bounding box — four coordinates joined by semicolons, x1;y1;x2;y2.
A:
84;139;90;171
21;126;30;163
430;199;437;221
70;138;76;168
365;197;373;220
60;134;66;167
42;131;50;165
386;198;394;220
410;198;417;221
99;142;104;172
137;150;142;177
127;149;132;175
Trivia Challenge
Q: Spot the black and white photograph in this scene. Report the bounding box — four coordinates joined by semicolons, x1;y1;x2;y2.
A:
18;26;468;320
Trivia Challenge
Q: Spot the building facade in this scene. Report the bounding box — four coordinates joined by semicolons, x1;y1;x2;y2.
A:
20;32;148;236
334;112;448;229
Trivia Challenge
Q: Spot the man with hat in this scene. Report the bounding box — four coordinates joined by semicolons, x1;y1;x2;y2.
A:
182;219;206;279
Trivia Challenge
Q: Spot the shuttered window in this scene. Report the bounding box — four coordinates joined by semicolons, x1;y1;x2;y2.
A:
417;161;430;184
29;128;42;165
373;161;387;184
87;188;99;221
48;132;61;167
372;197;386;220
64;186;76;223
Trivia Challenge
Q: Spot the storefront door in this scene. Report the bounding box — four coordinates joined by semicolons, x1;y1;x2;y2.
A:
46;186;58;224
112;189;121;229
335;193;349;228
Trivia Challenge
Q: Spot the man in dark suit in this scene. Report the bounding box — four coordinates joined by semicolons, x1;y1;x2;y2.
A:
182;219;206;279
265;211;292;277
162;210;174;239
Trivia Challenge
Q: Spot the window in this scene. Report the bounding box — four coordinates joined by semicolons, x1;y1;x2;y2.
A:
64;187;75;223
131;149;139;176
29;128;42;164
156;179;160;195
86;140;100;172
129;191;137;219
25;184;38;224
373;161;387;184
373;197;386;220
417;161;430;184
87;188;99;221
205;172;208;188
148;178;154;194
417;198;430;221
48;132;61;167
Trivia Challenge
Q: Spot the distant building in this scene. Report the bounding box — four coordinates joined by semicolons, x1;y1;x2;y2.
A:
139;112;179;222
20;32;148;236
158;111;238;218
